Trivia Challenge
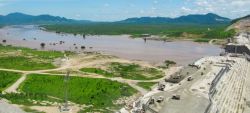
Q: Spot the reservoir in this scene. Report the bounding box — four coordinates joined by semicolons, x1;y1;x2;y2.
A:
0;25;223;65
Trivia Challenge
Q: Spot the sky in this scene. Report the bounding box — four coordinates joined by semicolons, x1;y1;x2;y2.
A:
0;0;250;21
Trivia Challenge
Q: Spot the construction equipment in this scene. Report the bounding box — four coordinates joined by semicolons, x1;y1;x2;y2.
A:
157;84;165;91
156;96;164;103
187;77;194;81
172;94;181;100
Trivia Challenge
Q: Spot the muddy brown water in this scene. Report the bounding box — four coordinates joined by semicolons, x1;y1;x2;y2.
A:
0;25;223;65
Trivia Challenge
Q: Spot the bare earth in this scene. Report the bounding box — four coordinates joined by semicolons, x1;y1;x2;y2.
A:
1;53;177;113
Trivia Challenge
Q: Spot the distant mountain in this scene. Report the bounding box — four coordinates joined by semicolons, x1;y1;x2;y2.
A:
118;17;172;24
0;12;91;25
118;13;231;24
0;12;231;25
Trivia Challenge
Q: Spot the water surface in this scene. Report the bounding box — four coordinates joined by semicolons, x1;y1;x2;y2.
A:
0;25;222;65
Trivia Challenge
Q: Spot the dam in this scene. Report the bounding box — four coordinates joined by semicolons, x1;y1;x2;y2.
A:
225;33;250;56
127;33;250;113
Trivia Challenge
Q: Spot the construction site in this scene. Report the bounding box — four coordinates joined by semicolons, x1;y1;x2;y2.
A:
128;32;250;113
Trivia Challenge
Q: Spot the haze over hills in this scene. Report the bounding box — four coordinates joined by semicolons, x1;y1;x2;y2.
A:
0;12;91;25
118;13;231;24
0;12;231;25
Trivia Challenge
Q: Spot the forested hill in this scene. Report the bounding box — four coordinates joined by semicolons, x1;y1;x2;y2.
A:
118;13;231;24
0;12;231;25
0;12;91;25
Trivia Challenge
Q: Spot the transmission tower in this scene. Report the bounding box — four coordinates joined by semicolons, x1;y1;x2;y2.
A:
60;71;70;112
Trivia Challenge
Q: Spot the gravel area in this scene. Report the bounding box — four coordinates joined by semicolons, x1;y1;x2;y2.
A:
0;100;25;113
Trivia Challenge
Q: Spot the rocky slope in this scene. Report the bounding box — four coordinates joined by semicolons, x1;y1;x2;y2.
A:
228;15;250;32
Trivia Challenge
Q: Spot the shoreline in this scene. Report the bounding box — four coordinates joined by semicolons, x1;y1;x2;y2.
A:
0;25;223;66
39;25;226;45
2;25;225;46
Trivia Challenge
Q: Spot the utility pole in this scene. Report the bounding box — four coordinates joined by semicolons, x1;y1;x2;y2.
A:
60;71;70;112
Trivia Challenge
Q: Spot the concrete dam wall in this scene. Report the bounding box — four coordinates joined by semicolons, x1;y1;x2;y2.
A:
225;44;250;55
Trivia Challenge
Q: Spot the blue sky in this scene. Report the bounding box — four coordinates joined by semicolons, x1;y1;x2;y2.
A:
0;0;250;21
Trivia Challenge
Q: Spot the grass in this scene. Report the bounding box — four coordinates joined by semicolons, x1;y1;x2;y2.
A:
0;70;22;91
80;68;113;77
1;93;61;106
194;38;211;42
81;62;164;80
42;23;235;40
108;62;163;80
0;45;65;59
0;56;56;70
202;29;236;39
78;107;111;113
157;60;176;69
16;74;136;110
0;44;67;70
21;107;45;113
193;29;236;43
137;82;157;91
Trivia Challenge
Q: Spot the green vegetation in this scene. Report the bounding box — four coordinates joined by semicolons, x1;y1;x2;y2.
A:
17;74;136;110
0;56;56;70
0;45;67;70
42;23;234;40
80;68;113;77
1;92;61;106
137;82;156;90
108;62;163;80
42;23;224;36
158;60;176;69
202;29;236;39
21;107;45;113
164;60;176;67
194;38;211;42
79;107;111;113
0;45;65;59
193;29;236;43
0;71;21;91
81;62;164;80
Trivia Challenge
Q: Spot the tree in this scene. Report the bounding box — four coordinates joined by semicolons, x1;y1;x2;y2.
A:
2;40;6;43
40;43;46;48
81;46;86;50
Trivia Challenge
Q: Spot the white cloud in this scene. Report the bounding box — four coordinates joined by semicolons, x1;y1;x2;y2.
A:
181;7;192;12
181;0;250;19
195;1;209;6
231;0;250;7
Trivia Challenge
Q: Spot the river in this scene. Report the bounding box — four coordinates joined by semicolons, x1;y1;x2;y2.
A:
0;25;223;65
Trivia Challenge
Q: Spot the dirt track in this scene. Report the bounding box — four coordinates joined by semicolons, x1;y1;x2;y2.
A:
0;53;180;113
2;53;179;94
